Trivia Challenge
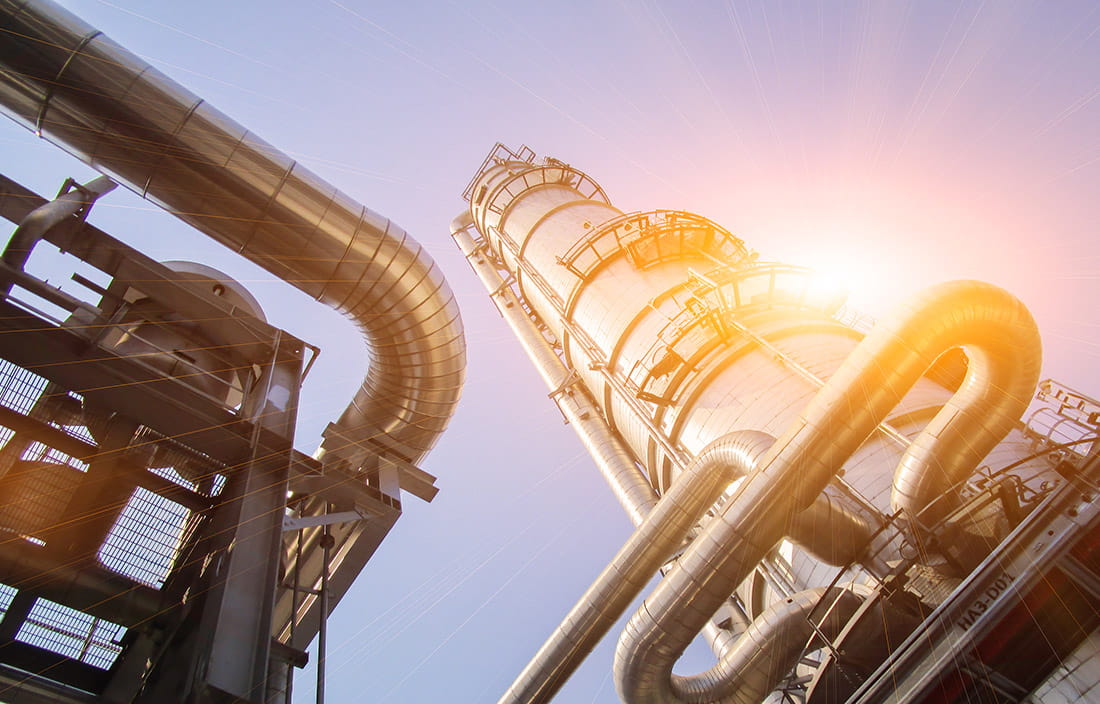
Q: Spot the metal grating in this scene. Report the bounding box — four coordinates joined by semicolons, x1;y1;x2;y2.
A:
149;464;197;490
132;425;227;497
0;359;47;416
14;598;125;670
0;423;14;474
97;487;190;588
0;361;221;590
19;441;88;472
0;359;96;446
53;391;95;446
0;457;83;542
210;472;226;497
0;582;15;615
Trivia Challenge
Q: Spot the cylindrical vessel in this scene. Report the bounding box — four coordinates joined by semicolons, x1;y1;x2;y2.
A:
462;145;1068;704
466;151;1045;541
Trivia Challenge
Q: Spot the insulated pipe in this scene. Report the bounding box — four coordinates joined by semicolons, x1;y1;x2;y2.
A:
788;485;881;567
451;212;657;524
499;428;879;704
0;0;464;465
674;588;863;704
614;280;1041;704
888;298;1040;524
499;431;776;704
0;174;115;292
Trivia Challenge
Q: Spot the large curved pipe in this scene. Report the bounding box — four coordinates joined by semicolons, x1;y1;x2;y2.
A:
500;428;878;704
0;0;464;465
500;430;776;704
615;280;1041;703
674;588;863;704
888;292;1041;523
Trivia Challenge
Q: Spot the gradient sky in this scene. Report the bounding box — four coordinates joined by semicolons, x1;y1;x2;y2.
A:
3;1;1099;702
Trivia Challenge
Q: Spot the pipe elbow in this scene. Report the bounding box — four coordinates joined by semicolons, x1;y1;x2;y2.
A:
612;279;1042;704
616;588;863;704
886;280;1041;524
450;210;474;235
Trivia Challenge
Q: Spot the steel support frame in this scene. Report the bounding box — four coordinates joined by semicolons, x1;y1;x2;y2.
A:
0;180;308;701
199;333;303;703
0;660;99;704
1;176;411;663
849;456;1100;703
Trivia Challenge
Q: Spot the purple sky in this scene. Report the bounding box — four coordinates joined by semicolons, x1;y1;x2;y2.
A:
3;1;1098;701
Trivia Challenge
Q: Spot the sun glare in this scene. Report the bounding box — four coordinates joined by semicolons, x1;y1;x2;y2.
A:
774;226;905;318
809;257;884;313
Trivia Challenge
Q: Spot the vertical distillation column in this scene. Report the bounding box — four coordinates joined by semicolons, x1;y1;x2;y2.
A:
458;147;897;704
464;146;942;530
459;146;1069;704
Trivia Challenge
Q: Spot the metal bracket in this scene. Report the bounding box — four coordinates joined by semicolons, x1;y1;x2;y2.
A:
547;369;579;399
490;276;516;298
282;508;370;533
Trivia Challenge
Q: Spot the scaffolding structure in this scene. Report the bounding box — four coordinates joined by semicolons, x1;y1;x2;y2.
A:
0;1;465;701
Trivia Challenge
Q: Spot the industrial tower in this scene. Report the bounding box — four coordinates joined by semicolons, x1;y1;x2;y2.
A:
0;1;465;702
455;144;1100;703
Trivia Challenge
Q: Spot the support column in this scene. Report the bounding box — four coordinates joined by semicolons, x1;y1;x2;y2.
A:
201;333;303;702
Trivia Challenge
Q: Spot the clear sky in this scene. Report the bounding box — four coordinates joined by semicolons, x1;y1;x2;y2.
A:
3;1;1099;702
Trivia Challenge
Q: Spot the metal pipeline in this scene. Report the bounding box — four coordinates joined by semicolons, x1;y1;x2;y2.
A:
498;427;879;704
614;280;1041;704
788;484;881;568
0;174;114;294
674;587;863;704
0;0;464;465
499;430;775;704
451;211;657;524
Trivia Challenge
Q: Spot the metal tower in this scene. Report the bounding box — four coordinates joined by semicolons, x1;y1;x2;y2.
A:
0;1;465;702
455;144;1100;704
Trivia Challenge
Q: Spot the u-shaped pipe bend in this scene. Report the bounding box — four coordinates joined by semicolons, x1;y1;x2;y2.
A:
498;430;776;704
615;279;1041;704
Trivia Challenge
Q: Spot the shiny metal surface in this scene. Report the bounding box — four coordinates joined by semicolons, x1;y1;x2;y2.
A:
787;484;880;567
613;280;1040;703
458;145;1069;703
451;211;657;524
0;0;465;467
497;431;775;704
669;587;863;704
885;290;1039;522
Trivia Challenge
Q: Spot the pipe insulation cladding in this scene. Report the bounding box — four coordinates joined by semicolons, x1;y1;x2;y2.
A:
0;0;466;468
458;144;1097;704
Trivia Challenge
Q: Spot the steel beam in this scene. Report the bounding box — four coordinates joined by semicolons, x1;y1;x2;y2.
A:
202;334;302;703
